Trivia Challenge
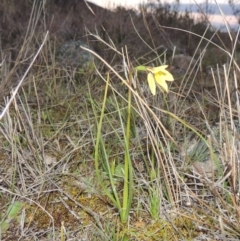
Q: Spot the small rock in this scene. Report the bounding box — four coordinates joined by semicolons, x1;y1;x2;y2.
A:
191;160;217;178
44;154;57;166
171;54;197;73
55;40;95;69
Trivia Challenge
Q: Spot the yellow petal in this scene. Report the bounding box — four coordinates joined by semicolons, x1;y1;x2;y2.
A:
161;70;174;81
147;73;156;95
148;66;174;81
154;74;169;92
149;65;169;74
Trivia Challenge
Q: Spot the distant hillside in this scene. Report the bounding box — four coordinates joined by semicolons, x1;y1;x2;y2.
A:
0;0;235;68
0;0;112;48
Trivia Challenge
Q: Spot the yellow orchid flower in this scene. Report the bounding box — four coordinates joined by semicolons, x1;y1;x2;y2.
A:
146;65;174;95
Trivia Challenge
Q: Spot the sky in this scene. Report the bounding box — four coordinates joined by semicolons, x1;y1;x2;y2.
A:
88;0;230;8
88;0;239;30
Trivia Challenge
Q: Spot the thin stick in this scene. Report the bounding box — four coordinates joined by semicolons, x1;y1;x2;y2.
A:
0;31;49;120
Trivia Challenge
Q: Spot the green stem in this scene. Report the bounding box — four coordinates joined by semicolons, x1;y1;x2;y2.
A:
94;74;120;208
122;71;133;223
